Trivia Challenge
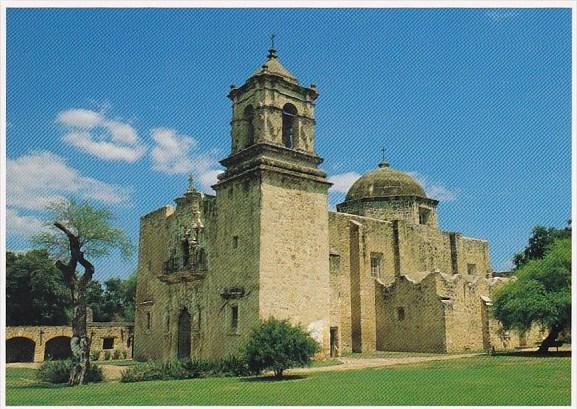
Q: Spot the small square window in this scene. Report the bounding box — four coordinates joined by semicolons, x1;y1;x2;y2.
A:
396;307;405;321
102;337;114;350
467;263;477;276
233;236;239;248
230;305;239;333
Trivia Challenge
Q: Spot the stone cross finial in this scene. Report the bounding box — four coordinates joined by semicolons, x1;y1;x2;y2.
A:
268;34;278;59
187;174;195;192
378;147;390;168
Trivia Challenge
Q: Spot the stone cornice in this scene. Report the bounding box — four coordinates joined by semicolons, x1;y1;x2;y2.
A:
337;195;439;208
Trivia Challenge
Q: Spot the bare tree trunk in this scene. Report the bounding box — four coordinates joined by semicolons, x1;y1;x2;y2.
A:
537;324;562;354
54;222;95;386
68;286;92;385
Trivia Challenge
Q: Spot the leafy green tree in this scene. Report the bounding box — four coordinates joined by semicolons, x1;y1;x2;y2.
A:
122;273;137;322
494;238;571;353
513;223;571;268
6;250;72;325
244;318;320;378
32;198;133;385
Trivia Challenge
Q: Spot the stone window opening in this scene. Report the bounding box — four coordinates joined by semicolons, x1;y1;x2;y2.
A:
102;337;114;350
244;105;255;147
419;207;431;225
230;305;239;334
396;307;405;321
370;253;383;278
233;236;239;249
282;103;297;149
329;254;341;275
467;263;477;276
146;312;152;330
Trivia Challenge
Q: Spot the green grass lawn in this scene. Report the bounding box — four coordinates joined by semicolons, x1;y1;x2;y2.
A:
5;355;571;406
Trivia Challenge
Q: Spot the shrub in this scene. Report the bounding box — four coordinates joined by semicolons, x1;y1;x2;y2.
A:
120;359;202;383
121;351;127;359
37;360;103;384
112;350;121;360
120;356;254;383
209;355;254;377
244;318;320;378
103;351;111;360
90;351;100;361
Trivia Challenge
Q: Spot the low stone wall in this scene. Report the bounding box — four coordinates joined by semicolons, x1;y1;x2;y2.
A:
6;322;134;363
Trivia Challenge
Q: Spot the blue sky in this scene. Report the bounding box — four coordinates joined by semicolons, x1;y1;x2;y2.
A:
6;7;572;280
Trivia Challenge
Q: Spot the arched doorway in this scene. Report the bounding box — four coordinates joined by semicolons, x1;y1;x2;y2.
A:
177;309;192;360
44;336;72;360
6;337;36;362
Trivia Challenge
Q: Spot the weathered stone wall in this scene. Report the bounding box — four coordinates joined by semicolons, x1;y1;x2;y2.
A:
397;222;454;274
259;170;331;354
458;237;492;278
206;173;262;359
337;197;438;228
376;275;447;352
437;275;492;352
329;212;396;354
6;323;133;363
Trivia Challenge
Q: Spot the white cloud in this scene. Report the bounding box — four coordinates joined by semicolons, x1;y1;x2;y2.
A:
57;108;146;162
150;128;222;192
56;109;104;128
328;172;361;194
408;172;457;202
6;208;45;237
7;151;132;211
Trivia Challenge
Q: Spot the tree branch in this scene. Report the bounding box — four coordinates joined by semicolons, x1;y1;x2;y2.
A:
54;222;80;287
77;253;94;288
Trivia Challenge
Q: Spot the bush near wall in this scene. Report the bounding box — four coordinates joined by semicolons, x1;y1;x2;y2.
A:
120;355;254;383
37;360;103;384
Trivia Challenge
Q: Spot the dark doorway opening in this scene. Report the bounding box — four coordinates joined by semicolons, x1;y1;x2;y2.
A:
330;327;339;357
6;337;36;362
177;309;192;360
44;336;72;360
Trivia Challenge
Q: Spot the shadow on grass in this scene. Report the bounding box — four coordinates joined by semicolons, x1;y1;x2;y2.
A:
493;350;571;358
241;374;308;383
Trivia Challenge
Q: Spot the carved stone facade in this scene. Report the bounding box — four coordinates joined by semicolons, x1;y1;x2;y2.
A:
134;49;540;361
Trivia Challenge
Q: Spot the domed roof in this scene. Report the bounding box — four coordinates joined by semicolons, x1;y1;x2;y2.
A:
345;161;426;201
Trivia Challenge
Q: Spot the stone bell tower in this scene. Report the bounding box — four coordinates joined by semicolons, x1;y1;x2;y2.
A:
208;44;332;356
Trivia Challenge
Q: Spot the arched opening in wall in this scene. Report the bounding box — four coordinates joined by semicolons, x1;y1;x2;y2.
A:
282;103;297;149
6;337;36;362
244;105;255;147
177;308;192;360
44;336;72;361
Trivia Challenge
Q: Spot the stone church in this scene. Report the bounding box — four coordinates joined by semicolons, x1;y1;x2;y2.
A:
134;48;540;361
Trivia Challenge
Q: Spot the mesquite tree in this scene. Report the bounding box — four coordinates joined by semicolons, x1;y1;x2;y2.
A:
493;238;571;353
33;198;132;385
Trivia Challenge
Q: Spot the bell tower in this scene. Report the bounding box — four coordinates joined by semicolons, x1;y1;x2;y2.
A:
208;44;332;357
228;46;319;155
